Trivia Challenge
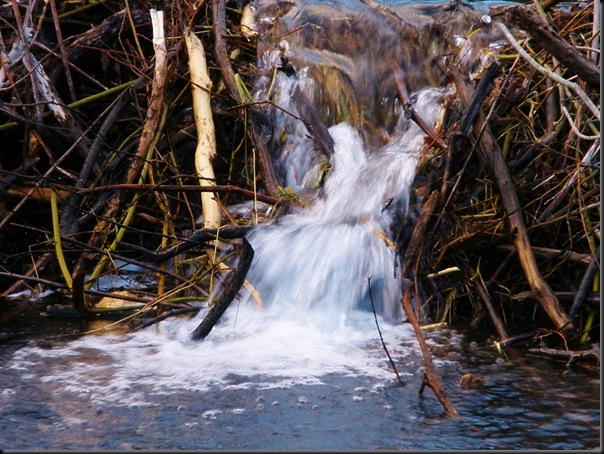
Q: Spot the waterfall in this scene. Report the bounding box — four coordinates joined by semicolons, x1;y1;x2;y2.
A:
241;87;448;328
236;0;490;327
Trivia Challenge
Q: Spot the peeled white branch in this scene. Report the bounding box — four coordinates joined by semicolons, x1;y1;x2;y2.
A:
185;29;222;229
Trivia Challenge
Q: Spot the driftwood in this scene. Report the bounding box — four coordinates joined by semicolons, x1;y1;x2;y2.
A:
528;345;600;366
191;238;254;340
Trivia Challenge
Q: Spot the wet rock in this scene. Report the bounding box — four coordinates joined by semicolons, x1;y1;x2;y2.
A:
459;373;485;390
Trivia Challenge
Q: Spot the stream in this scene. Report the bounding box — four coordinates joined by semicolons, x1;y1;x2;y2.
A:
0;0;600;450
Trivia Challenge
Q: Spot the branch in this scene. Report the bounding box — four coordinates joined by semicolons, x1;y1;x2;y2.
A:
494;21;599;121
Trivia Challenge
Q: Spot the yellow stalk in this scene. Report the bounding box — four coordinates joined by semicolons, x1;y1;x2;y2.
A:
50;191;73;290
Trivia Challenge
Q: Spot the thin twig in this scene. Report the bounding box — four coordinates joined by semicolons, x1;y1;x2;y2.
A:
368;277;404;385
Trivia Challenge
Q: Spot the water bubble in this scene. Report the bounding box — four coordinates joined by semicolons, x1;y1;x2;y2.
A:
352;395;364;402
202;409;222;419
297;396;309;404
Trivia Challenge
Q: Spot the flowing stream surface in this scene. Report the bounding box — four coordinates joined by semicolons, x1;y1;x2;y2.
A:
0;0;600;450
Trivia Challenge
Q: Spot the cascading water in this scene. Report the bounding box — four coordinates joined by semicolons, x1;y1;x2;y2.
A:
2;1;599;450
241;87;448;328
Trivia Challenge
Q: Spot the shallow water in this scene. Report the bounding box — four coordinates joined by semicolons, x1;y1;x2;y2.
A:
0;304;599;450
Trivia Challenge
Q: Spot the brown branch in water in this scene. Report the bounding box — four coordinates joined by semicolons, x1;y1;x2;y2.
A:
469;266;509;341
191;238;254;340
528;345;600;366
399;190;460;418
402;287;460;418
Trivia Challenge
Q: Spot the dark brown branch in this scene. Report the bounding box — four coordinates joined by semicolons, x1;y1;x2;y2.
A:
117;226;253;262
569;249;600;320
191;238;254;340
469;266;509;340
76;183;282;205
402;287;460;418
392;63;448;151
368;277;404;385
528;345;600;365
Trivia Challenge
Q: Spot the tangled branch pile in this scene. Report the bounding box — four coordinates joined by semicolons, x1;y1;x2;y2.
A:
0;0;599;351
410;1;600;349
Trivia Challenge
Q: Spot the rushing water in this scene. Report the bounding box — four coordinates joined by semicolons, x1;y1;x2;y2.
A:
0;0;600;450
